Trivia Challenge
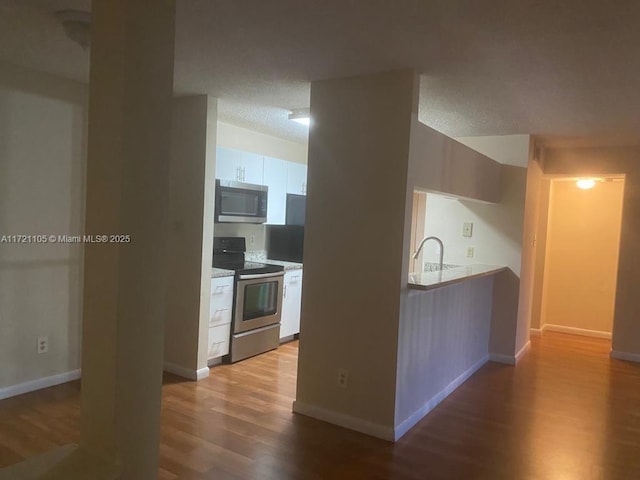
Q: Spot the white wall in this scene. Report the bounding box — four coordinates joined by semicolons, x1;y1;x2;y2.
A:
0;62;86;391
422;166;526;275
217;121;307;165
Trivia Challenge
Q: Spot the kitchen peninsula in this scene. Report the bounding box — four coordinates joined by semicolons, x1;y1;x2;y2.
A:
408;264;507;291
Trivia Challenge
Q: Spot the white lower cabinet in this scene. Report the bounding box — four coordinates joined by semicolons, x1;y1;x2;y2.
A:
209;276;234;360
280;269;303;340
208;323;231;359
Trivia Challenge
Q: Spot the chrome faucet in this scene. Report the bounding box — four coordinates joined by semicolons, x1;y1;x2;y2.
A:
412;236;444;270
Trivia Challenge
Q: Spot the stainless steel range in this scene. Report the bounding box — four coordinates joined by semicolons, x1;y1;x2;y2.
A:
213;237;284;363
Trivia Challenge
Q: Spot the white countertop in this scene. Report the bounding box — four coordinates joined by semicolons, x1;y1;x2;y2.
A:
266;259;303;271
408;264;507;291
212;267;234;278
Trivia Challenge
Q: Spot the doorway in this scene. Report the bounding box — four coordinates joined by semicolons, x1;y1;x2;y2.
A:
533;176;625;339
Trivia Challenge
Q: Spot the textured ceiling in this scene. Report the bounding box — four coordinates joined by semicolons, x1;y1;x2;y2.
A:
1;0;640;144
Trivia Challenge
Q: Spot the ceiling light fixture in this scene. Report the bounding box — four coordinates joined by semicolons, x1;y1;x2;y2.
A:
55;10;91;50
288;108;311;126
576;178;597;190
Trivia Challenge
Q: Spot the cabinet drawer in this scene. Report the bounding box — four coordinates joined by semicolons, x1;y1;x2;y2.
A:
211;277;234;316
208;323;231;359
286;272;303;286
209;305;232;327
211;276;234;296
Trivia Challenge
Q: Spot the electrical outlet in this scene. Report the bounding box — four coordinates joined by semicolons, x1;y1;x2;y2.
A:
337;368;349;389
37;336;49;354
462;222;474;238
466;247;475;258
249;235;256;246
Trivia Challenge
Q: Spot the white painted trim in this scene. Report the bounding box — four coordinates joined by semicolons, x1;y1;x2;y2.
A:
163;362;210;381
489;353;516;365
515;341;531;364
611;350;640;363
196;367;210;381
393;355;489;440
544;324;612;339
529;325;546;336
0;369;81;401
292;400;395;442
489;341;530;366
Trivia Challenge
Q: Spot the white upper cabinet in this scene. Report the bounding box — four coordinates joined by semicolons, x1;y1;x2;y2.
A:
216;146;242;181
287;162;308;196
240;151;264;185
216;147;264;184
263;156;288;225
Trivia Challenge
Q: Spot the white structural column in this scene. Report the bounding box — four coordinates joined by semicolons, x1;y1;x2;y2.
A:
77;0;175;478
294;70;418;439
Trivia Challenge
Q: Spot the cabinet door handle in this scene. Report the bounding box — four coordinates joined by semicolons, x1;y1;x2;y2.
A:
283;284;287;299
242;167;246;181
214;308;230;314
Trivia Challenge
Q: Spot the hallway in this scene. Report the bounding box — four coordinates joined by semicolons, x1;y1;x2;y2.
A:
0;333;639;479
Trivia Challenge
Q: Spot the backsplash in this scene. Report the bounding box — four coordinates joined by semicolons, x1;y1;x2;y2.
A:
423;262;460;272
213;223;266;250
246;250;267;262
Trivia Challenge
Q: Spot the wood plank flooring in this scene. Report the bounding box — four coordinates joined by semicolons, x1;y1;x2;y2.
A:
1;333;639;479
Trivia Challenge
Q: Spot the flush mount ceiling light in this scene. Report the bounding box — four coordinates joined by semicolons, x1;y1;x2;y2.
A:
576;178;597;190
288;108;311;126
55;10;91;49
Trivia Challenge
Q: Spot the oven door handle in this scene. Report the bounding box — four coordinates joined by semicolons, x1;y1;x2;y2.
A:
237;271;285;281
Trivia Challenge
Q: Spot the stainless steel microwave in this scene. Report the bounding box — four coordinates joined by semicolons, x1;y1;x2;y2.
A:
215;180;268;224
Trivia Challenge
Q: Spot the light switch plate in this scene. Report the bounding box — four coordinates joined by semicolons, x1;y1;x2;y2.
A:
466;247;475;258
463;222;473;238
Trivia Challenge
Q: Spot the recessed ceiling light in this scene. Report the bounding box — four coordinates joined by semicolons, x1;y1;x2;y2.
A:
576;178;596;190
288;108;310;126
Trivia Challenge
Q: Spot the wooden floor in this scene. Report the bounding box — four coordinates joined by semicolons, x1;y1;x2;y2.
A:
1;332;639;479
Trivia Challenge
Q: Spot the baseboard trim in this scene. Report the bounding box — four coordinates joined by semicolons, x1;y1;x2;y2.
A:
393;354;489;440
530;327;545;336
611;350;640;363
544;324;611;339
515;341;531;363
489;353;515;365
489;341;530;366
163;362;210;381
292;400;395;442
0;369;81;401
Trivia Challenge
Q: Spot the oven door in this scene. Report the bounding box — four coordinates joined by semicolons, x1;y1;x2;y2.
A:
234;272;284;334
